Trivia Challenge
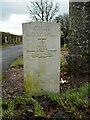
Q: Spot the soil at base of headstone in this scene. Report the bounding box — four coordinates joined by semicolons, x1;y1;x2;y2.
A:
2;66;89;98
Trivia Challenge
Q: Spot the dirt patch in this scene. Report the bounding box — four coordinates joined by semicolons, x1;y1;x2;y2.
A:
60;71;89;93
2;67;24;98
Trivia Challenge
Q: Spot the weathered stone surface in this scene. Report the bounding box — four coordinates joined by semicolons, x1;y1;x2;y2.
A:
22;22;60;96
68;1;90;73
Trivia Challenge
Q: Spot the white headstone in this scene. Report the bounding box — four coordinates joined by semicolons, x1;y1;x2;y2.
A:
22;22;60;96
5;36;8;43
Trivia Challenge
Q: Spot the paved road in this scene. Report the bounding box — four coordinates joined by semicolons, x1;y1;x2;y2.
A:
0;45;23;73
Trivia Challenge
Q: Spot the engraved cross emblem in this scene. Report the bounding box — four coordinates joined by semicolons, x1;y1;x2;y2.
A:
27;38;57;58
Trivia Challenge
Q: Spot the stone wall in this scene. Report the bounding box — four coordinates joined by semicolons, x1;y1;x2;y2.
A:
68;1;90;73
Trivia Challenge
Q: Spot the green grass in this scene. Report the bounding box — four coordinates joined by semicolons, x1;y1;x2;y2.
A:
10;56;23;68
2;96;45;118
31;98;45;117
2;99;15;118
60;56;66;68
48;83;89;119
2;83;89;119
2;97;31;118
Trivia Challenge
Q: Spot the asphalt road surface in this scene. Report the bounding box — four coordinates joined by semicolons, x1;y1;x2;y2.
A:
0;44;23;73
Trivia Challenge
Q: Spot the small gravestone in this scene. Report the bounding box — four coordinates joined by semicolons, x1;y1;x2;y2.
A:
5;36;8;43
22;22;60;96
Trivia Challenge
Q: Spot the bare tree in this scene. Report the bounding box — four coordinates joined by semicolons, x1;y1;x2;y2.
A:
27;0;60;22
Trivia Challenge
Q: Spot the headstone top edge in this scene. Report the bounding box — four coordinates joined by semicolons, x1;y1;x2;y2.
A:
22;22;60;25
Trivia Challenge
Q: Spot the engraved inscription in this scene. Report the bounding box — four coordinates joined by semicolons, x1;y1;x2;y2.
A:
27;38;57;58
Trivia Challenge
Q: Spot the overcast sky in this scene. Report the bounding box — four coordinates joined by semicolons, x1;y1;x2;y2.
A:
0;0;69;35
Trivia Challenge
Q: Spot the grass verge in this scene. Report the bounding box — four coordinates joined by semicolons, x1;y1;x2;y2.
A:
10;56;23;68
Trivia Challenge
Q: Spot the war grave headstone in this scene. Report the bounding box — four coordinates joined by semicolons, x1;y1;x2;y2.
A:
22;22;60;95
